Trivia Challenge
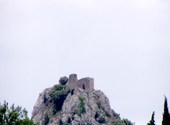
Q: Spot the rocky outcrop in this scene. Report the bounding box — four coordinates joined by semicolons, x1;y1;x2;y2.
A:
32;74;133;125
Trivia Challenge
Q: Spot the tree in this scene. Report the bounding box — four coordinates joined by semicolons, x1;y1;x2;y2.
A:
123;118;134;125
112;118;134;125
162;96;170;125
147;111;155;125
59;76;68;85
0;101;36;125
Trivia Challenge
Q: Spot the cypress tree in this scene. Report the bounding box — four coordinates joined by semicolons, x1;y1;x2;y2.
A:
162;96;170;125
147;111;155;125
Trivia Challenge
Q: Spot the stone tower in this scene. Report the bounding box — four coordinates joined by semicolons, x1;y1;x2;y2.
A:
67;74;78;90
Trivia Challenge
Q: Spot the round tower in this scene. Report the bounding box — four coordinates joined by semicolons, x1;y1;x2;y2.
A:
67;74;78;90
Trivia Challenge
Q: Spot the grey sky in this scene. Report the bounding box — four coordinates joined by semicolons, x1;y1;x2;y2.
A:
0;0;170;124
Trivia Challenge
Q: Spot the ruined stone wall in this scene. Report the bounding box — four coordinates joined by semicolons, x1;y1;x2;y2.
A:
67;74;94;91
77;77;94;91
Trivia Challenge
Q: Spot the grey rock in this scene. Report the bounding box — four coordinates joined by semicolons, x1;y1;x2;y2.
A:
32;74;132;125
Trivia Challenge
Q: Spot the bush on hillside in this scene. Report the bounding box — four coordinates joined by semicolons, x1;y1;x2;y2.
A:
50;84;69;114
59;76;68;85
77;97;86;116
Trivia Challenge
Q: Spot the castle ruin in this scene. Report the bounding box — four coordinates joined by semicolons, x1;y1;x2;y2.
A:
67;74;94;92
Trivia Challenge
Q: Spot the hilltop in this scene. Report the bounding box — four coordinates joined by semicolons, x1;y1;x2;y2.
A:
32;74;133;125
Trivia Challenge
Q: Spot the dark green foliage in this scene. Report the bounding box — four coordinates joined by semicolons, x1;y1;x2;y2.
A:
50;84;69;114
59;119;63;125
112;119;125;125
97;116;106;123
147;112;155;125
77;97;86;116
162;96;170;125
18;119;37;125
112;110;120;119
44;114;49;125
112;118;133;125
59;76;68;85
0;101;36;125
105;111;111;118
52;108;57;115
123;119;134;125
53;84;65;91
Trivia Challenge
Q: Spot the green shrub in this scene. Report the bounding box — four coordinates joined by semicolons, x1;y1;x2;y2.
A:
53;84;65;91
50;84;69;114
105;111;111;117
59;76;68;85
123;119;133;125
111;119;125;125
111;118;133;125
77;97;86;116
44;114;49;125
59;119;63;125
18;119;37;125
97;116;106;123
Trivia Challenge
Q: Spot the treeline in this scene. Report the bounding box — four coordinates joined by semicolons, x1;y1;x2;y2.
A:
1;96;169;125
147;96;170;125
0;101;36;125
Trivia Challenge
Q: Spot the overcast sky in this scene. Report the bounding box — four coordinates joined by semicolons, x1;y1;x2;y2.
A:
0;0;170;124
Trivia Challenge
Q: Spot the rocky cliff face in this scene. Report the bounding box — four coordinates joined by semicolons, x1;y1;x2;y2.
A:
32;74;133;125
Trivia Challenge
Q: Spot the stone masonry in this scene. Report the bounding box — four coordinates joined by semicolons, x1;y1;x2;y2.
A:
77;77;94;91
68;74;78;90
67;74;94;92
